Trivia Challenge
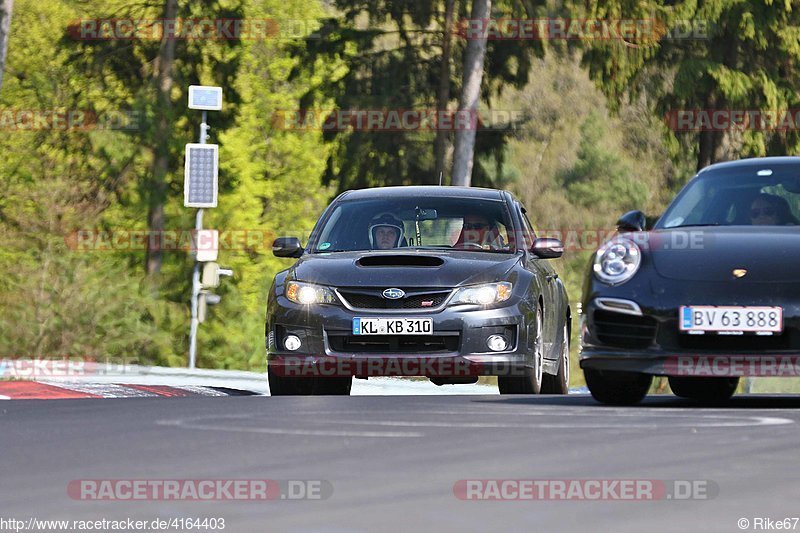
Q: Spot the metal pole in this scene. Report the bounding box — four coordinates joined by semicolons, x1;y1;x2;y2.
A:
200;110;208;143
188;110;209;368
188;208;204;369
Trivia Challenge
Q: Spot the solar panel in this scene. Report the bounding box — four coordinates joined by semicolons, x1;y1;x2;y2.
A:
184;143;219;208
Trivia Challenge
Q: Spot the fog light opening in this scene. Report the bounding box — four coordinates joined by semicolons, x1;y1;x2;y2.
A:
486;335;509;352
284;335;302;351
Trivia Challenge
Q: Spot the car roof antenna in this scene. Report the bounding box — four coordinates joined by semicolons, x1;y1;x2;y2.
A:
438;171;443;186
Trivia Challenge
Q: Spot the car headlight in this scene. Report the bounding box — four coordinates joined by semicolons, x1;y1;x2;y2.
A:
449;282;513;306
285;281;339;305
593;238;641;285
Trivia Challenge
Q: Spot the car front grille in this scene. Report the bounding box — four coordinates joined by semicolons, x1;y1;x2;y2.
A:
336;288;452;310
327;334;460;354
674;333;794;351
592;310;658;349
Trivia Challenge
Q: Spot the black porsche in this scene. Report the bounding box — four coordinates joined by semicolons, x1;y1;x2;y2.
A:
266;186;571;395
580;157;800;405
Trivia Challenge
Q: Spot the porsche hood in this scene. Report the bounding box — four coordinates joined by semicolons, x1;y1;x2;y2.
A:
643;227;800;282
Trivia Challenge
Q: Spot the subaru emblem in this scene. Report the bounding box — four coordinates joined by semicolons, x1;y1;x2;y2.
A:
383;288;405;299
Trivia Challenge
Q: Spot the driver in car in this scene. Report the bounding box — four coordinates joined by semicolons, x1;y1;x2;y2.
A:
455;214;506;250
369;213;405;249
749;193;799;225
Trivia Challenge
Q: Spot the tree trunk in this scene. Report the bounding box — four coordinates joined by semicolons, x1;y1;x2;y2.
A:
434;0;456;182
697;129;731;171
697;129;714;171
451;0;491;187
146;0;178;276
0;0;13;93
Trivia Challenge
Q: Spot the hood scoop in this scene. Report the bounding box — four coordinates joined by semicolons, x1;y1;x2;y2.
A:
357;255;444;268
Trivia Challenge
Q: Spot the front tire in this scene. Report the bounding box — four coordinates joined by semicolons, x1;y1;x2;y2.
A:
584;368;652;405
499;305;544;394
268;364;352;396
668;376;738;402
541;322;570;394
313;377;353;395
268;364;314;395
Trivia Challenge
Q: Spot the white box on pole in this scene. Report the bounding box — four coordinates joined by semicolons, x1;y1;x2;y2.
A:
188;85;223;110
194;229;219;262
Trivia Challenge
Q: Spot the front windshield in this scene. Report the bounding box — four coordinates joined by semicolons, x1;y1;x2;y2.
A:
311;196;516;253
658;168;800;229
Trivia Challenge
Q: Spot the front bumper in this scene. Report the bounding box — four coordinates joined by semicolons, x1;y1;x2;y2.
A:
266;294;536;377
579;278;800;377
580;350;800;377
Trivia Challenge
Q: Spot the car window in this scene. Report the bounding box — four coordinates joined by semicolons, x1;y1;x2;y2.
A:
659;170;800;228
514;208;536;249
311;196;515;253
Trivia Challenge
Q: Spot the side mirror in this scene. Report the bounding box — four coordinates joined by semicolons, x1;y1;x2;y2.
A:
272;237;303;258
531;238;564;259
617;210;647;232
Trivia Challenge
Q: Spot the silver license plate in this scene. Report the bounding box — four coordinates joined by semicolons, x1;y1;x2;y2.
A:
352;317;434;335
679;306;783;334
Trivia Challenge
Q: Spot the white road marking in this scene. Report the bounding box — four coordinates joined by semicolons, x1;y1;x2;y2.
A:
169;385;228;397
34;381;228;398
38;381;158;398
318;415;792;429
155;408;793;440
0;395;9;400
156;417;423;438
280;408;799;425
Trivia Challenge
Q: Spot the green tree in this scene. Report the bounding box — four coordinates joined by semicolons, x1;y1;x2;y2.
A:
64;0;245;276
577;0;800;170
0;0;174;362
289;0;545;192
561;112;649;211
0;0;333;369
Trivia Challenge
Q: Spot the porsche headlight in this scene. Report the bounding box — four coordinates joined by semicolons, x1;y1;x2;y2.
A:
593;238;641;285
450;282;513;306
285;281;338;305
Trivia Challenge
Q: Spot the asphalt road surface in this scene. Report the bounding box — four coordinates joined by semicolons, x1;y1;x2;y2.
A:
2;394;800;532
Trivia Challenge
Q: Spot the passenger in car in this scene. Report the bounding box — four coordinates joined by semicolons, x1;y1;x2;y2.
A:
369;213;406;249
